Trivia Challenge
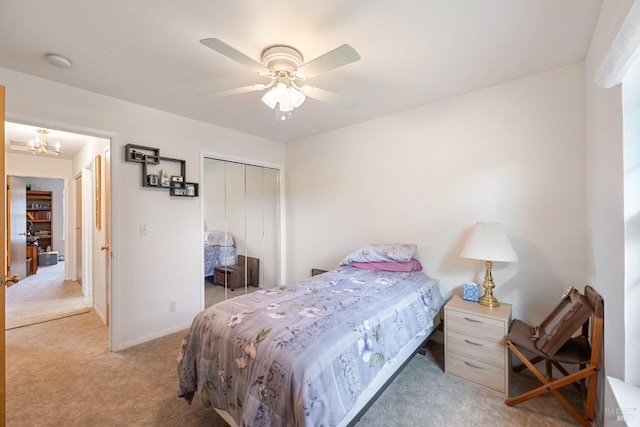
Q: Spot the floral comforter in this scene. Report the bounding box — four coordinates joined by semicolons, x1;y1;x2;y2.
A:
178;266;443;427
204;244;235;277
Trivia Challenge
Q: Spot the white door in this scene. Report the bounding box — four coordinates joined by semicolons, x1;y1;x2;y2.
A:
75;175;82;285
8;176;27;280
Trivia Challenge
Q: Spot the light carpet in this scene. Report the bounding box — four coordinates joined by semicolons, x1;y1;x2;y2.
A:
6;311;587;426
5;260;91;330
205;279;259;308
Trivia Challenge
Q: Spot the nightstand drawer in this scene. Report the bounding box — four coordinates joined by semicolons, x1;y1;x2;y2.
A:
447;331;505;367
446;352;505;393
446;309;505;343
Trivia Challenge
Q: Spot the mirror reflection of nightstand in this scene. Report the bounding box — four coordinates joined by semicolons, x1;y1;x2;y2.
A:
213;255;259;290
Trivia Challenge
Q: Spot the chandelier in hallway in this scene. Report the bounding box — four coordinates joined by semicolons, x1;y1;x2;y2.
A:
29;129;62;156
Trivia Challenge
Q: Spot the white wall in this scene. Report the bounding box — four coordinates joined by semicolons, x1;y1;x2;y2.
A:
7;152;72;178
622;60;640;386
1;66;285;350
586;0;628;388
585;1;640;421
286;63;587;325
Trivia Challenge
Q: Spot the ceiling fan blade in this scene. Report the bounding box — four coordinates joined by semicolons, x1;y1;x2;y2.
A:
296;44;360;79
199;84;269;98
200;38;270;75
301;86;360;110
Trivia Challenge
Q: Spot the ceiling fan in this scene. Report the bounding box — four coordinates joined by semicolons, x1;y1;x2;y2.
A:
200;38;361;120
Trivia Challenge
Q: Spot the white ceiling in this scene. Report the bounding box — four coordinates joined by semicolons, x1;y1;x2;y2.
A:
5;122;105;160
0;1;603;144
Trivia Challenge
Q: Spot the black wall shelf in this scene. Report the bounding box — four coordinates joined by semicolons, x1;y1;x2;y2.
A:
125;145;198;198
142;157;186;188
125;143;159;164
170;182;199;197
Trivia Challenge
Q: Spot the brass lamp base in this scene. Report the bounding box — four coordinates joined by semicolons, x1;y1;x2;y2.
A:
478;291;500;308
478;260;500;308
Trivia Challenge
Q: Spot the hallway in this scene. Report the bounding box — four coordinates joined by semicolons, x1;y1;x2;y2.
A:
5;260;91;330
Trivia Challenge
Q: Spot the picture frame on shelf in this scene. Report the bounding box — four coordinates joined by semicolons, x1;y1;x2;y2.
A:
146;174;159;186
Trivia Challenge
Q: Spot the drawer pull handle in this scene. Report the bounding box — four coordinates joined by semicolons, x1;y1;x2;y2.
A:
464;339;483;346
464;361;484;370
464;316;483;323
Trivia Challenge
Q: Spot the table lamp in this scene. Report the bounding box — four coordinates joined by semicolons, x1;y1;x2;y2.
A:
460;222;518;308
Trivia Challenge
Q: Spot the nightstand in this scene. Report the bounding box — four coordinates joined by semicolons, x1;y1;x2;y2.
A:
213;255;260;290
444;294;512;395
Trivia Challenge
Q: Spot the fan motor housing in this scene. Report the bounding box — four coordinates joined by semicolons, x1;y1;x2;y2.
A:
261;45;303;72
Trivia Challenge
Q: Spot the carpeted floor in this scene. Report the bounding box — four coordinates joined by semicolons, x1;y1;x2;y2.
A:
5;261;91;330
205;279;259;308
5;309;587;426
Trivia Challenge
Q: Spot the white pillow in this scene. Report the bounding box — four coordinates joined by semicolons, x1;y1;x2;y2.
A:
340;243;417;266
204;230;234;247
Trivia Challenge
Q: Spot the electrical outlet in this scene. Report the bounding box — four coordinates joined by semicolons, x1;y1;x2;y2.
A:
140;224;149;236
169;301;177;312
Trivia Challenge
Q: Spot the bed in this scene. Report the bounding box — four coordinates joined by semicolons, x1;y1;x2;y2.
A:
179;244;444;426
204;230;236;279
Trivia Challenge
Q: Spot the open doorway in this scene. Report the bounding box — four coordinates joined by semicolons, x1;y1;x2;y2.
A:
5;121;110;329
4;176;90;329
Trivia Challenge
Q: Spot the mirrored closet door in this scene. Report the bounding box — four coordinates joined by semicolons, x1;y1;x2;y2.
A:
203;158;280;306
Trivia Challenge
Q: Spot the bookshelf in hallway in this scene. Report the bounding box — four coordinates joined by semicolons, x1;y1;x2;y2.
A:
26;190;53;252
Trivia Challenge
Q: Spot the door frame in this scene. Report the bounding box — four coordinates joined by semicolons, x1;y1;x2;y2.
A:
79;165;94;300
2;83;8;426
74;174;83;287
4;113;117;351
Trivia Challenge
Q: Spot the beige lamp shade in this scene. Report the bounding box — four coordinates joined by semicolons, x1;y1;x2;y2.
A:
460;222;518;262
460;222;517;308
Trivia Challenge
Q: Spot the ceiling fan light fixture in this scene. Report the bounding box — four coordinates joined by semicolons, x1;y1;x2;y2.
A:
276;108;293;121
275;82;288;99
288;86;306;108
261;90;278;109
261;81;306;118
278;99;294;113
200;38;361;119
